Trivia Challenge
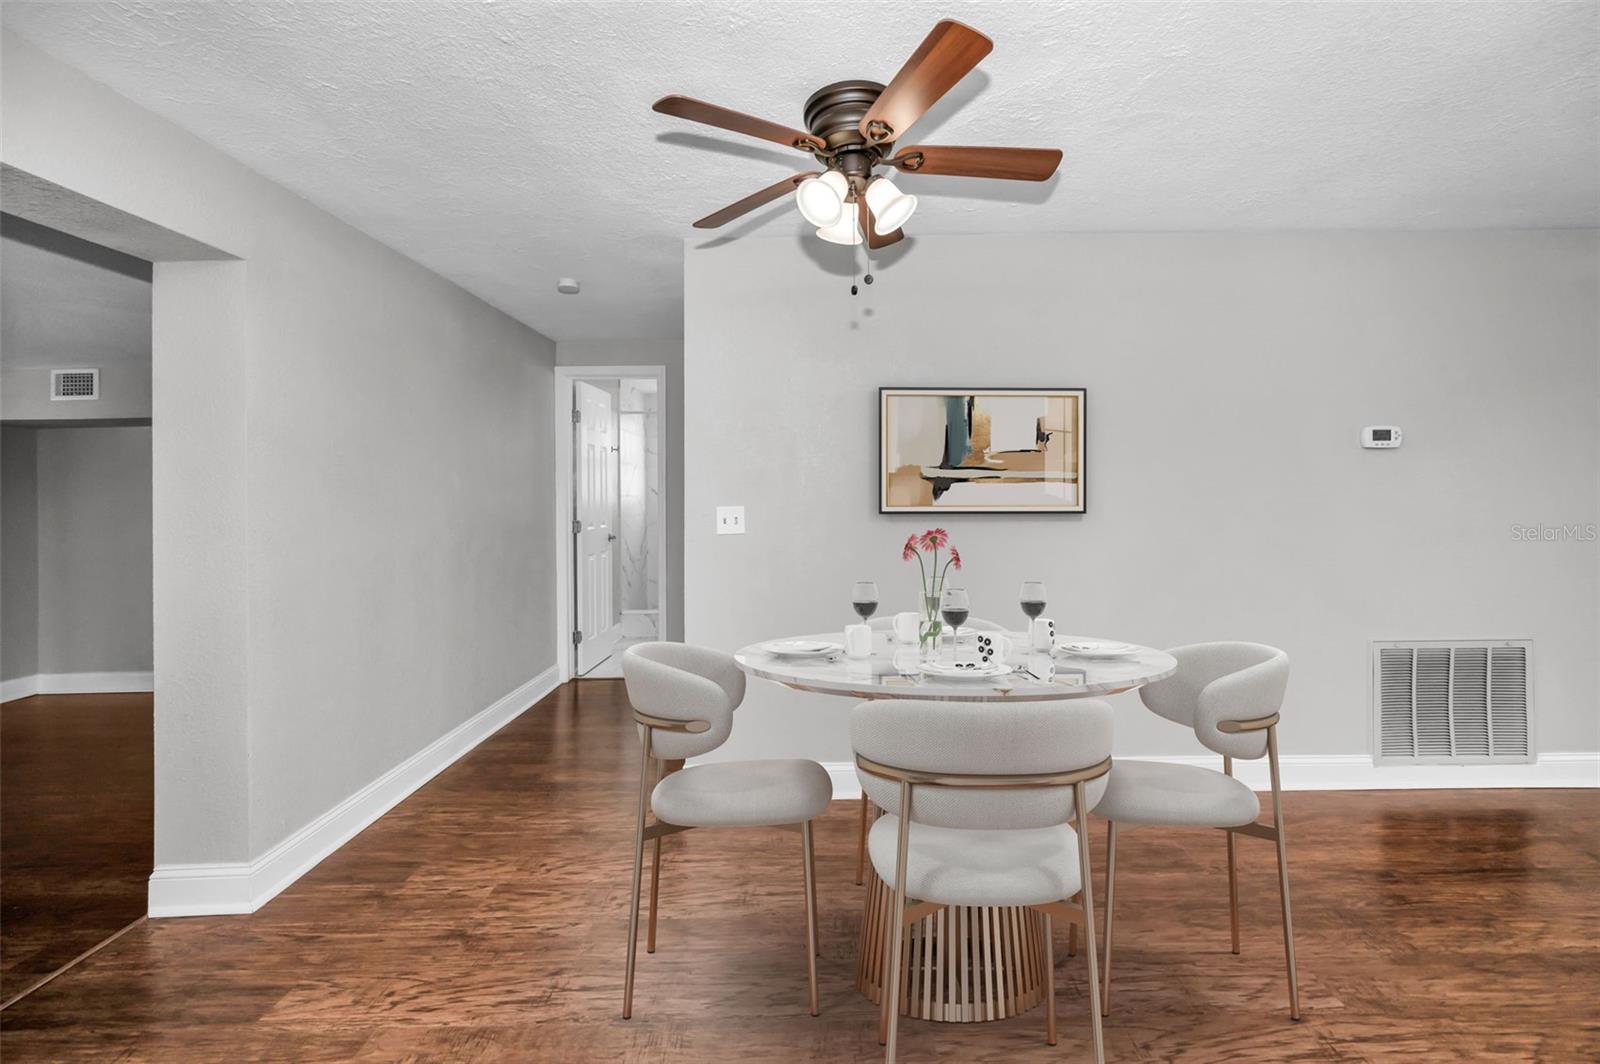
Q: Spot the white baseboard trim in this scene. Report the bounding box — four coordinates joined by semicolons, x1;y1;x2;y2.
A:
1;671;155;702
822;751;1599;800
148;665;561;918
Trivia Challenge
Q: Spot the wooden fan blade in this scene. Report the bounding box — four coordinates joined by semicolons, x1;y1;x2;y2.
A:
859;20;993;145
887;145;1062;181
857;196;904;250
654;95;826;153
693;173;818;229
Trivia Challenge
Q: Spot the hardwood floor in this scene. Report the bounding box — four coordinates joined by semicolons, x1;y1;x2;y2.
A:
2;679;1595;1061
0;693;152;1003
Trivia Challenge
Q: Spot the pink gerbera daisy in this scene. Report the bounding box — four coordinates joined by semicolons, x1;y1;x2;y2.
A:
920;527;949;550
902;534;919;561
949;546;962;570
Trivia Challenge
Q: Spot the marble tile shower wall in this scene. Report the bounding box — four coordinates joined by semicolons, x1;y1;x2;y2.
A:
619;380;659;625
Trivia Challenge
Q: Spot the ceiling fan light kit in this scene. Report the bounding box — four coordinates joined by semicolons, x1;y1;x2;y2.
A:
863;176;916;235
795;170;850;227
653;17;1062;270
815;209;864;246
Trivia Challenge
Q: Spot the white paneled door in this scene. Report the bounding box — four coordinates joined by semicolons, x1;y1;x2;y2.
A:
575;381;621;674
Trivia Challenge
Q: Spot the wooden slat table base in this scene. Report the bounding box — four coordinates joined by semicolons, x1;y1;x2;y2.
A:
855;867;1048;1023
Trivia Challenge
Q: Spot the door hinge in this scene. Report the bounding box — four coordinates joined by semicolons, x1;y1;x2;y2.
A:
572;518;581;536
572;629;583;646
572;407;582;424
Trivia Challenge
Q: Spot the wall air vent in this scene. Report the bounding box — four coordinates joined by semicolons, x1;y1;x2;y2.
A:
1372;640;1532;765
50;369;100;400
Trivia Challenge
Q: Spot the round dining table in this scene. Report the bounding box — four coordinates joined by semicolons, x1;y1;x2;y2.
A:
733;629;1176;1026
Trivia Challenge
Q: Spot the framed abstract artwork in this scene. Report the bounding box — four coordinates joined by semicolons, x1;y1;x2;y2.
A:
879;387;1086;513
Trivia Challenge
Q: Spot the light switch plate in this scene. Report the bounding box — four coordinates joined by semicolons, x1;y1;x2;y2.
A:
716;506;746;535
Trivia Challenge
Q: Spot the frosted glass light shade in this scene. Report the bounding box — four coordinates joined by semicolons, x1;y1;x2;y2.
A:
864;176;917;235
795;171;849;228
815;209;863;245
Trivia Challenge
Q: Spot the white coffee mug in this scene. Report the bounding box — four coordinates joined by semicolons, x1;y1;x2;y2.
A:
845;623;873;659
974;631;1014;664
1030;618;1056;651
891;611;920;644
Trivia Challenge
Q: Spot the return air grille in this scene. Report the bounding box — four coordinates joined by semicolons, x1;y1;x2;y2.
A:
50;369;100;400
1372;640;1532;765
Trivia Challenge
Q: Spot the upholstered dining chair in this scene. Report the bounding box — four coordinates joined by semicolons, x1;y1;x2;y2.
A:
854;615;1014;887
620;642;833;1019
853;698;1114;1064
1092;642;1300;1020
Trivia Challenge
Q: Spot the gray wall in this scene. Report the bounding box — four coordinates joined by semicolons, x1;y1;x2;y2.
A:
34;425;153;673
684;232;1600;767
4;34;558;866
1;424;152;678
1;217;153;421
1;363;152;421
557;338;684;640
1;425;39;680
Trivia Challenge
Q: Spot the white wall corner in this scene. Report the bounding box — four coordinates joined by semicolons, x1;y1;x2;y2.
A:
148;666;561;918
147;862;254;917
0;671;155;703
821;751;1598;802
0;675;39;703
824;761;863;800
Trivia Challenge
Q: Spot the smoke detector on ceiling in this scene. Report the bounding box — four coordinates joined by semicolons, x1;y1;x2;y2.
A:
556;278;581;295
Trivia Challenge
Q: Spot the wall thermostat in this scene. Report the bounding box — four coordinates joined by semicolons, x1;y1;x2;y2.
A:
1362;426;1402;449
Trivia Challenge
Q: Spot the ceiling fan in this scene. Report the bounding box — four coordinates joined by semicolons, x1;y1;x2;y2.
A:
652;18;1062;250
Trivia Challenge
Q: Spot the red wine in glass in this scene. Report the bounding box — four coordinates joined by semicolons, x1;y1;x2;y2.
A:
851;581;879;622
939;587;970;660
1020;580;1047;620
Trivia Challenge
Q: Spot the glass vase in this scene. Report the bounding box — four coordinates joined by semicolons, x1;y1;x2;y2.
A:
918;594;942;662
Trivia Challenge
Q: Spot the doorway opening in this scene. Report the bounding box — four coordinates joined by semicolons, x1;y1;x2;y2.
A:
554;366;668;681
0;214;154;1006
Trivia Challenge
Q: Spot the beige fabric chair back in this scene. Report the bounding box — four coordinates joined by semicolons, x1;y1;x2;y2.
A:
1140;642;1288;759
851;699;1113;829
622;642;745;759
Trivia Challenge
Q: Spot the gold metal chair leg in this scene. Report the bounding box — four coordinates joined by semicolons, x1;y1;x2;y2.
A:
883;782;913;1064
1101;820;1118;1017
807;822;821;956
1224;754;1241;956
856;795;869;886
1074;782;1106;1064
646;758;682;955
622;735;653;1019
802;820;820;1016
646;836;662;954
1268;727;1302;1021
1043;912;1058;1045
1068;892;1078;957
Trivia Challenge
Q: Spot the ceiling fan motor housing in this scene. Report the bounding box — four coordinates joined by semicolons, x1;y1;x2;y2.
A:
804;80;889;186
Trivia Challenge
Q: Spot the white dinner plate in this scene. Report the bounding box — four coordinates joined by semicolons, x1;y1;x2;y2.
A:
761;639;842;659
920;660;1014;680
1056;640;1140;659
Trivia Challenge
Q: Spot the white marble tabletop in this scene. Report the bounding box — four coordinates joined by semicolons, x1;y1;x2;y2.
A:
734;631;1176;703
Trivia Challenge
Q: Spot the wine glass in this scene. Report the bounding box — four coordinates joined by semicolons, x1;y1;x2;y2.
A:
1020;581;1047;619
851;581;879;623
939;587;970;663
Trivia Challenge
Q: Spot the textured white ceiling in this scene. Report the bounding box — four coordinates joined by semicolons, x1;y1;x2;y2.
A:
4;1;1595;341
1;231;151;370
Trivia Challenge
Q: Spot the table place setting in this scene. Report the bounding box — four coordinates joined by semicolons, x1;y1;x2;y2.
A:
735;529;1176;701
